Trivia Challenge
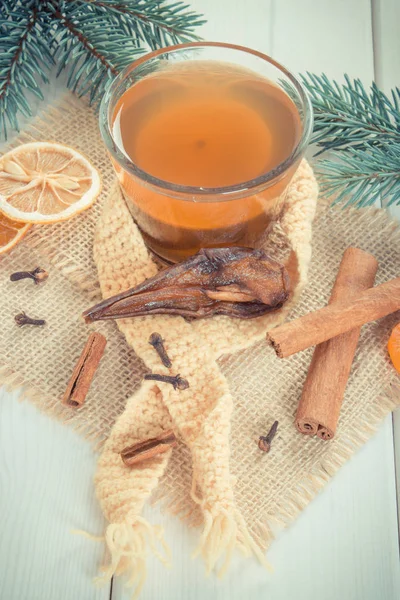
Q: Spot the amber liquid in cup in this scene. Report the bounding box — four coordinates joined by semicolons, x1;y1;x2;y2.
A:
112;61;302;263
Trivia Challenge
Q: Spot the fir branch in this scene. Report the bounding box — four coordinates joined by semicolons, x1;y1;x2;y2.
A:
49;3;120;78
48;0;204;103
317;143;400;208
0;2;53;138
302;74;400;207
49;0;146;103
79;0;206;48
0;0;205;139
301;73;400;154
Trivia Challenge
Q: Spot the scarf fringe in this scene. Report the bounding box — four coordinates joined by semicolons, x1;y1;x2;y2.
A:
193;508;272;578
94;518;171;599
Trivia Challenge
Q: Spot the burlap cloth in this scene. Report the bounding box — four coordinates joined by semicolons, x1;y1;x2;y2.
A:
1;95;399;558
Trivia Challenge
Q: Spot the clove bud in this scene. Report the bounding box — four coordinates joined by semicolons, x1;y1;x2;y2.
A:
10;267;48;285
14;311;46;327
258;420;279;453
148;332;172;368
144;373;189;391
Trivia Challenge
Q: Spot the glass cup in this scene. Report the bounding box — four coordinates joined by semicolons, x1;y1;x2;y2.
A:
99;42;313;264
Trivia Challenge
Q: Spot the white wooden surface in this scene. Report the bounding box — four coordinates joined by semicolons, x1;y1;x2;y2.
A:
1;1;399;599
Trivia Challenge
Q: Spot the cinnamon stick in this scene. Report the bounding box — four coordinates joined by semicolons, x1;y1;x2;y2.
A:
268;276;400;358
121;430;178;467
295;248;378;440
62;332;107;408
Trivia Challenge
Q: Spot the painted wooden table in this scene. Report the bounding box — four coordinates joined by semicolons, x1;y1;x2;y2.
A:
1;1;399;599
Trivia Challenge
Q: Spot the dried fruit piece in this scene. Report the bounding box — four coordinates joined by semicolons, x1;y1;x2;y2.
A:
388;323;400;373
0;211;31;255
0;142;101;223
83;247;291;322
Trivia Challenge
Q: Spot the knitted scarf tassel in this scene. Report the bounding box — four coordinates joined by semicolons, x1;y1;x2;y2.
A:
94;384;173;597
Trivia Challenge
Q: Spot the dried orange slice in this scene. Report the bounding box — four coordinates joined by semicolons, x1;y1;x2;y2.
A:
0;142;101;223
0;212;31;254
388;323;400;374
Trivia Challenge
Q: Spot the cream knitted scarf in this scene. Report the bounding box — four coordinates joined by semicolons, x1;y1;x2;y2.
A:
93;159;318;596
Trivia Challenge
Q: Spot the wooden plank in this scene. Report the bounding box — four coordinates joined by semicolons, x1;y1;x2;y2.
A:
372;0;400;92
372;0;400;532
188;0;274;53
372;0;400;215
0;389;110;600
271;0;374;80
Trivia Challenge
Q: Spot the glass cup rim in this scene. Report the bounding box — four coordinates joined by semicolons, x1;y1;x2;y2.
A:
99;41;313;197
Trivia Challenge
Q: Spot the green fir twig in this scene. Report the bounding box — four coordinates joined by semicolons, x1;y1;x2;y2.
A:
301;73;400;207
0;0;205;140
84;0;206;48
316;144;400;208
0;2;54;138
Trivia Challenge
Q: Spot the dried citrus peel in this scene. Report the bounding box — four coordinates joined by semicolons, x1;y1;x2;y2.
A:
0;212;31;255
0;142;101;223
388;323;400;373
